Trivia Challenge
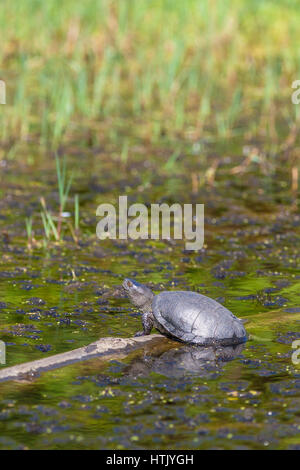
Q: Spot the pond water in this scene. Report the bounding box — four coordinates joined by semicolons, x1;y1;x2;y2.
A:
0;137;299;449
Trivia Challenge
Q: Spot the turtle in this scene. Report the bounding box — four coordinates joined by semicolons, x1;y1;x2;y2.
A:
122;278;247;346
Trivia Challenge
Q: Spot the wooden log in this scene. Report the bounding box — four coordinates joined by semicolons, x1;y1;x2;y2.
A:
0;334;164;383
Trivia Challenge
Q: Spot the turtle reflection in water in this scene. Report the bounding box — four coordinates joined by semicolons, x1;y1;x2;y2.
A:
125;343;245;379
123;278;247;347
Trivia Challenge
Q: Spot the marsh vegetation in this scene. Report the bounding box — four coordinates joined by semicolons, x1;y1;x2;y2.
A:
0;0;299;450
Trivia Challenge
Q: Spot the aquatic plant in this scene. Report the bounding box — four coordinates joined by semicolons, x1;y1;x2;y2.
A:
55;155;74;240
0;0;299;164
24;157;79;248
25;216;34;250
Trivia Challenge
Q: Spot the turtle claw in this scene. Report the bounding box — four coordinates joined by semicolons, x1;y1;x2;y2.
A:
134;331;145;337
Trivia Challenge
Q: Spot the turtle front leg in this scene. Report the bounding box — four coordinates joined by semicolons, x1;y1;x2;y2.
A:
134;311;154;337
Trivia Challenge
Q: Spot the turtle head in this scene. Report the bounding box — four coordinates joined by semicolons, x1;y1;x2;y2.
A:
122;278;154;311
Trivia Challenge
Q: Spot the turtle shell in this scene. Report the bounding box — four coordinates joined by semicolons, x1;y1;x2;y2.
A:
152;291;246;346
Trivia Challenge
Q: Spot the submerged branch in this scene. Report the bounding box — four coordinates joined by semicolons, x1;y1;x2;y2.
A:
0;334;164;383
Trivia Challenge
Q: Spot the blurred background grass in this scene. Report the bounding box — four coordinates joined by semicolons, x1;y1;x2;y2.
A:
0;0;300;158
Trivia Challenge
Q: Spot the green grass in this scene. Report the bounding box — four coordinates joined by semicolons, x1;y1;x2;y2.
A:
26;156;79;247
25;215;33;250
0;0;300;152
